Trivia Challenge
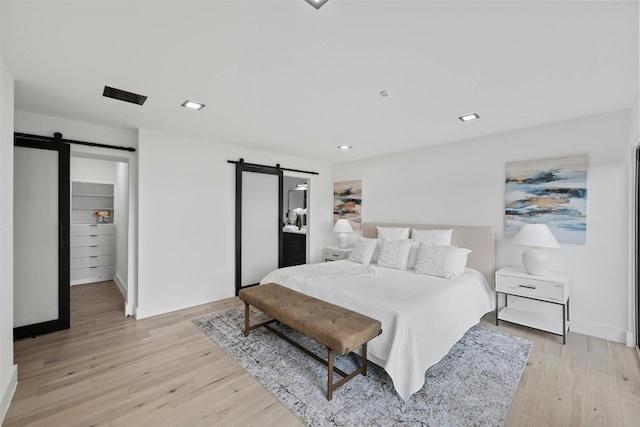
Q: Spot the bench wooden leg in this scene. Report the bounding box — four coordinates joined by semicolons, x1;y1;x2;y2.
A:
244;302;250;337
362;342;368;376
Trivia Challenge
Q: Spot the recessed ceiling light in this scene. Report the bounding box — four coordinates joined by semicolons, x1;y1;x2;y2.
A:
459;113;480;122
337;145;352;150
380;90;388;97
181;100;205;111
304;0;330;9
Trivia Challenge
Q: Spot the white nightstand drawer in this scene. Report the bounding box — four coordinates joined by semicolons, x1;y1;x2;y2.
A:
324;247;353;261
497;275;564;302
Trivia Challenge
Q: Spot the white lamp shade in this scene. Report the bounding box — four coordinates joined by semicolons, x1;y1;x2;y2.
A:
512;224;560;248
333;219;353;233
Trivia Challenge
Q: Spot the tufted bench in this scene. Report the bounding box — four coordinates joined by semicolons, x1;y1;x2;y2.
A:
238;282;382;400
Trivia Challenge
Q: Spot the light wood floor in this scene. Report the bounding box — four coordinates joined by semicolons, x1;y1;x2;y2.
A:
4;281;640;426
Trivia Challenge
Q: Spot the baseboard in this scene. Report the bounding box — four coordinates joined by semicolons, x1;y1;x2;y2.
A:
135;289;233;320
124;302;136;318
113;272;127;299
570;318;628;344
626;331;636;348
1;365;17;424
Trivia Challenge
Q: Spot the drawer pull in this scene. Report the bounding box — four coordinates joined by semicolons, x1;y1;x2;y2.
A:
90;224;98;227
90;256;98;258
90;245;98;248
90;266;98;269
90;234;98;237
519;284;537;290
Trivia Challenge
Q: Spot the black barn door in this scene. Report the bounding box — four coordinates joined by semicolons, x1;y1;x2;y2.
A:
13;134;70;339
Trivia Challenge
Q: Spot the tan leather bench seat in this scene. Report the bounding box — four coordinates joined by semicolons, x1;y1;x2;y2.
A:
238;282;382;400
239;282;381;355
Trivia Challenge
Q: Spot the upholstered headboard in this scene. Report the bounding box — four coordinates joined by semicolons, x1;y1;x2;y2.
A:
362;223;495;287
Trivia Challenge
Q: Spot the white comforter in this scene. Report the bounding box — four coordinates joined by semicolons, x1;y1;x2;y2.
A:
261;260;495;401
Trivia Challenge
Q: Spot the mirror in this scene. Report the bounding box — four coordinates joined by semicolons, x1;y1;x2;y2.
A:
284;177;307;226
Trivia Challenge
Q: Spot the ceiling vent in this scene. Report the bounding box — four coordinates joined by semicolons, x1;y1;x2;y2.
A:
103;86;147;106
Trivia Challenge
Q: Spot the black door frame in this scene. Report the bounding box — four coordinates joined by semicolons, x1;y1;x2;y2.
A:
234;159;283;296
13;134;70;340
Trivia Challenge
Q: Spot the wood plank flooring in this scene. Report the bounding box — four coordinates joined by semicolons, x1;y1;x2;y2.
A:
4;281;640;426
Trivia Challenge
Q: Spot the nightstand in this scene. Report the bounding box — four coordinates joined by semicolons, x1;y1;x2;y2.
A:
495;266;570;344
324;246;353;262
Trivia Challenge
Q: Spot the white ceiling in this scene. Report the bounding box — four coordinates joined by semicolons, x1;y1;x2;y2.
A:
1;0;638;163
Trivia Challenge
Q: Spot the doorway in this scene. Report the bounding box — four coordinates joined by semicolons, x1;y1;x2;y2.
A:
282;176;308;267
69;157;129;306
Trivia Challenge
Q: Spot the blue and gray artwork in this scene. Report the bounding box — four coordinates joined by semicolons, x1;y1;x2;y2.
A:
505;155;587;244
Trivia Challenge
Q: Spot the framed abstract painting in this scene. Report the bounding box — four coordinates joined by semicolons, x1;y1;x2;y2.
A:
505;155;587;244
333;180;362;229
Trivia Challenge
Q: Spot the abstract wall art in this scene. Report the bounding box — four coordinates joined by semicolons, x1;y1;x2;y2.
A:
334;180;362;229
505;155;587;244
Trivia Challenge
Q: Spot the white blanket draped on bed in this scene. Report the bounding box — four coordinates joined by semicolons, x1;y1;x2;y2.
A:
261;260;495;401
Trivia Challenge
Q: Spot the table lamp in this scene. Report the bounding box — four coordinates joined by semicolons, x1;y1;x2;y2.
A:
333;219;353;249
512;224;560;275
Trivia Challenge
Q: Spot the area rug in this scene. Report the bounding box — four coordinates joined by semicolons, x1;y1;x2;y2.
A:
193;307;532;427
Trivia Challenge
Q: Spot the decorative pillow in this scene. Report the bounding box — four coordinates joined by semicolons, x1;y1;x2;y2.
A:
348;237;378;265
373;227;410;262
376;239;412;271
407;229;453;269
414;243;472;279
376;226;410;240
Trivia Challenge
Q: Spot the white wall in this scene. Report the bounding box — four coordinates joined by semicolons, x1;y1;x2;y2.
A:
136;129;333;319
0;56;17;422
15;111;137;148
629;93;639;144
333;110;631;343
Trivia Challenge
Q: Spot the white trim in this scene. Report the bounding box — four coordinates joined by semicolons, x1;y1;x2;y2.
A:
114;272;136;317
0;364;17;424
627;331;635;348
631;139;639;349
571;317;628;344
113;272;127;299
135;289;233;320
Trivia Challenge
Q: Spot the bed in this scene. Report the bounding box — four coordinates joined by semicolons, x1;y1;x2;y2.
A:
260;223;496;401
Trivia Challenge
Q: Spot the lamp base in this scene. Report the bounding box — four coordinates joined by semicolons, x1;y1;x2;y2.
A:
522;247;550;276
337;232;349;249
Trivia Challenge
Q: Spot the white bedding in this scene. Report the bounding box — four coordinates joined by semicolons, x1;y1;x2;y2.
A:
261;260;495;401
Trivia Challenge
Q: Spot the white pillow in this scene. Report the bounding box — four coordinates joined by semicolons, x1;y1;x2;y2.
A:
414;243;472;279
376;239;412;271
348;237;378;265
411;228;453;245
407;229;453;269
376;226;410;240
373;227;410;262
